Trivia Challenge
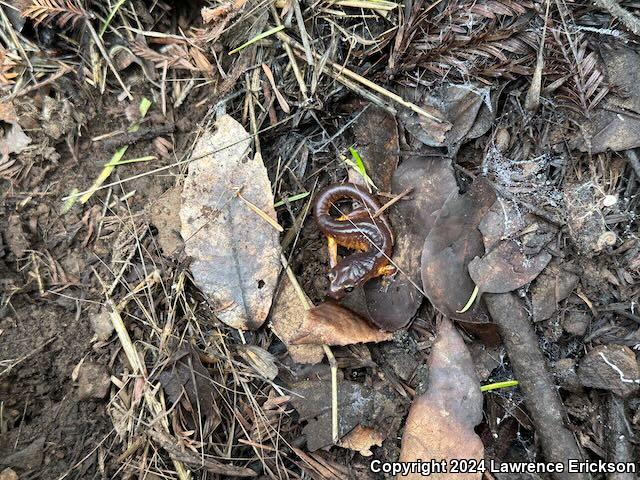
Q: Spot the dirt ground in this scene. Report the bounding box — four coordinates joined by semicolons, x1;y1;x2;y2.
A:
2;1;640;479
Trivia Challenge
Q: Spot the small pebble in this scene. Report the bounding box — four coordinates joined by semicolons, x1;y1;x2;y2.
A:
0;468;18;480
90;310;114;342
76;362;111;400
495;128;510;153
602;194;617;207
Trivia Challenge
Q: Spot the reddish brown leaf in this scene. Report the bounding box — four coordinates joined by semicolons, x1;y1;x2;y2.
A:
421;179;496;323
290;302;392;346
399;318;484;479
270;276;325;364
364;156;457;330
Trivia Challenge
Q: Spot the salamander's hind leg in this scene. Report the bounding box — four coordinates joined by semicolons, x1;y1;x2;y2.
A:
327;235;338;268
378;263;397;277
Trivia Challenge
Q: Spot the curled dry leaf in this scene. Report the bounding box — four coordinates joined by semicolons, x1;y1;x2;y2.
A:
468;239;552;294
400;84;494;150
421;179;495;323
337;425;384;457
236;345;278;381
364;156;457;330
399;318;484;479
270;275;324;364
289;301;392;346
290;378;398;451
180;115;281;330
157;347;221;436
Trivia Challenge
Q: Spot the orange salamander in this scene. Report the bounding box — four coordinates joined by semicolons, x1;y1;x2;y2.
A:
313;183;395;299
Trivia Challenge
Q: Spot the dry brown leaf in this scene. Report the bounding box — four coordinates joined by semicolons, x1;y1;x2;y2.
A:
399;318;484;479
531;263;579;322
337;425;384;456
157;347;221;436
289;302;392;346
421;179;495;323
468;239;552;294
575;45;637;153
0;49;18;88
180;115;281;330
201;0;247;23
351;105;399;191
236;345;278;381
0;101;18;123
364;155;457;330
400;84;493;150
270;276;324;364
189;47;214;76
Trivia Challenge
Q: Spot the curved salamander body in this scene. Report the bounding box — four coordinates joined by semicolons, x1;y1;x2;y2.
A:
313;183;395;298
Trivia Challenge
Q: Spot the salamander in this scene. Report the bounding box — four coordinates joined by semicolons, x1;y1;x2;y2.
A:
313;183;395;299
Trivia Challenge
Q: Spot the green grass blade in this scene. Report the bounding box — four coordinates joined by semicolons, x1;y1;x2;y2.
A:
229;25;285;55
480;380;519;392
99;0;128;37
274;191;310;207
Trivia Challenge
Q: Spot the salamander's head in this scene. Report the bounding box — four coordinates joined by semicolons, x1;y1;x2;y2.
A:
327;257;372;299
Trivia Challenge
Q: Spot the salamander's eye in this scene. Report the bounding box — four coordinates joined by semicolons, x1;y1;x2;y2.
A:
344;286;354;293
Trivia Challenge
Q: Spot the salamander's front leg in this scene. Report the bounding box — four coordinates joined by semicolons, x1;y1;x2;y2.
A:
327;235;338;268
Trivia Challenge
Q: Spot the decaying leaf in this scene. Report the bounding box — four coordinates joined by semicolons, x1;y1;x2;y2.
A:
0;101;17;123
577;46;640;153
468;239;552;294
470;196;555;294
531;263;579;322
400;84;494;150
351;105;399;191
180;115;281;330
399;318;484;479
236;345;278;381
364;156;457;330
290;302;392;346
477;199;526;251
270;276;325;364
290;378;398;451
0;122;31;155
337;425;384;456
157;347;221;436
421;179;495;323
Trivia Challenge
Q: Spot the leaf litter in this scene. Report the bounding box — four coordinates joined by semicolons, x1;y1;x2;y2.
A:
5;0;640;478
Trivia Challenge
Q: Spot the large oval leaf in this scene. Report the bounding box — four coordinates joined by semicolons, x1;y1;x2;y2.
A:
421;179;495;323
180;115;281;330
364;156;457;330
